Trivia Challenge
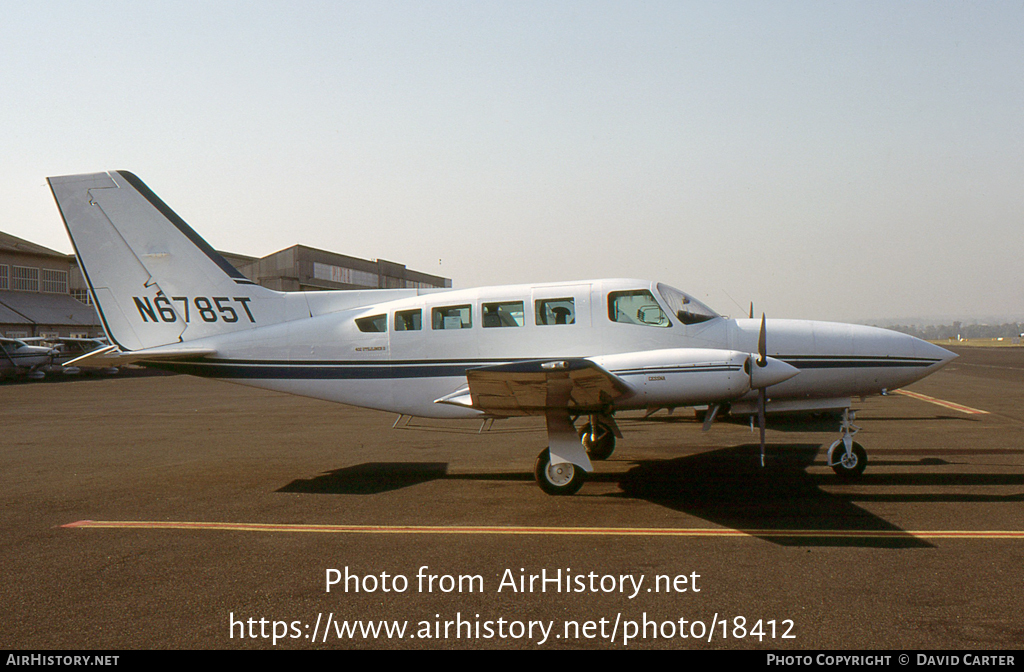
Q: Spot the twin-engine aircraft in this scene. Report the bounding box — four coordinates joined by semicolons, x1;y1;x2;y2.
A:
48;171;956;495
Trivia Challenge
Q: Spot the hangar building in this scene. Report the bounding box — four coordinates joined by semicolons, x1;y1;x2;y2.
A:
220;245;451;292
0;232;101;339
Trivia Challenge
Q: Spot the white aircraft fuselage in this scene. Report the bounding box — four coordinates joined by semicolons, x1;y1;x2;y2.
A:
138;278;953;421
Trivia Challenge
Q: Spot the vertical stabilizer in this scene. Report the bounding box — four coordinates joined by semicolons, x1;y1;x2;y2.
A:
48;171;290;351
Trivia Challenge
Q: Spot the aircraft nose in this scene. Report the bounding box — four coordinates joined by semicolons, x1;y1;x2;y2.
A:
916;338;958;370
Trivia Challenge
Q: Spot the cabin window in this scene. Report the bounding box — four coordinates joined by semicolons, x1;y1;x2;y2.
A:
482;301;525;328
355;314;387;333
432;305;472;330
395;309;422;331
535;298;575;325
608;290;669;327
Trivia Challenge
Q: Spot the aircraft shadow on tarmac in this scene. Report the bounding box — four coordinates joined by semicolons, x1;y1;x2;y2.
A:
853;415;983;424
637;413;981;431
611;444;1019;549
279;462;455;495
278;443;1023;549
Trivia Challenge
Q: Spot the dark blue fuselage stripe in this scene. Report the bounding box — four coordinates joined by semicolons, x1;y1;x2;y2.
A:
143;355;940;380
146;362;472;379
780;357;939;369
612;366;741;375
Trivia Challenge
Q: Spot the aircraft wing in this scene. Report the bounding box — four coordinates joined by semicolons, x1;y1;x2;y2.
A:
436;358;631;417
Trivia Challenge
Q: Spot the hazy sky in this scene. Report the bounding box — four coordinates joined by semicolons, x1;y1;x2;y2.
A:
2;1;1021;322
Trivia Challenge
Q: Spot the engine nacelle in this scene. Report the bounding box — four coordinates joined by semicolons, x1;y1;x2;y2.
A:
590;348;798;410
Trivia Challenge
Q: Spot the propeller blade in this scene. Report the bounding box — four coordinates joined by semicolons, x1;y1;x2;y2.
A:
749;302;754;319
758;388;766;467
757;312;767;466
757;313;767;367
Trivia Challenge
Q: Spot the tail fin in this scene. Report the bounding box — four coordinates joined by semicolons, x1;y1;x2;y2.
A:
48;171;287;351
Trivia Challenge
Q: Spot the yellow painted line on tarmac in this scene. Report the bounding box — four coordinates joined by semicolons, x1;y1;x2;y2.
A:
894;389;989;414
61;520;1024;539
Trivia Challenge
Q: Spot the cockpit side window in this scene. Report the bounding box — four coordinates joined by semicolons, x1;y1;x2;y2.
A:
536;298;575;326
355;314;387;333
607;290;669;327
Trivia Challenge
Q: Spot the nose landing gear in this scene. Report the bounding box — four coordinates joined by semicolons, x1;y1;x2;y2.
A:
827;409;868;477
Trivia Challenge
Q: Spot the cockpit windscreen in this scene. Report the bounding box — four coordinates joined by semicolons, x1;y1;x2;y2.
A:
656;283;719;325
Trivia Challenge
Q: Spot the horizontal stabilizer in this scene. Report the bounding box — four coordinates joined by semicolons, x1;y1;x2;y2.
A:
66;344;216;368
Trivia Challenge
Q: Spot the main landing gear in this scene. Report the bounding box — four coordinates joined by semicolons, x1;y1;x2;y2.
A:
578;417;616;461
826;409;868;478
534;414;620;495
534;449;587;496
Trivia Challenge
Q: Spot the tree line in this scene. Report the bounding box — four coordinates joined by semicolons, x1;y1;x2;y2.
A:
877;322;1024;341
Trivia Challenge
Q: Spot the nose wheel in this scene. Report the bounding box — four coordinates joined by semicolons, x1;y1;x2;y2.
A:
829;441;867;477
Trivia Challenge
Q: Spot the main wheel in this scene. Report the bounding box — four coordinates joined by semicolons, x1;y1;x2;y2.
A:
830;442;867;478
534;449;586;496
578;422;616;460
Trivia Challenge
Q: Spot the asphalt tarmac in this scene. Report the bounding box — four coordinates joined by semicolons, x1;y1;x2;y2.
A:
1;345;1021;650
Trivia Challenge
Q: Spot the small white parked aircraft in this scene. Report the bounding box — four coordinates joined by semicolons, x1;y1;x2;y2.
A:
0;337;56;380
49;171;956;494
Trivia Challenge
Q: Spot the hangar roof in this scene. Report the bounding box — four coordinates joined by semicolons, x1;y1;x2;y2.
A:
0;291;100;327
0;232;69;259
0;300;32;325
